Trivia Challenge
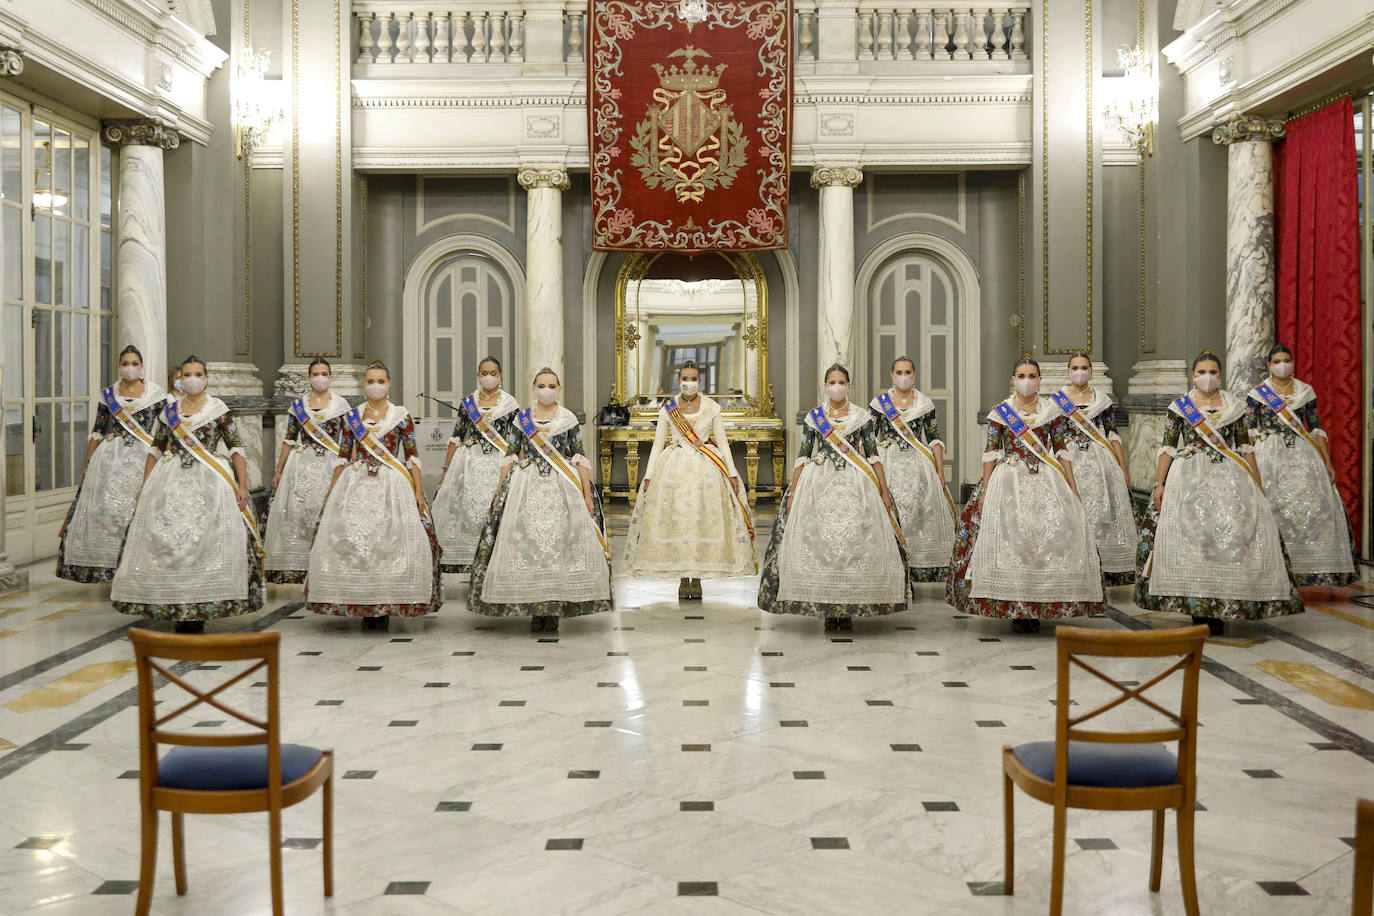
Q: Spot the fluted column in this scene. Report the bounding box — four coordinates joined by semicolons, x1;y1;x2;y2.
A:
811;166;863;373
1213;116;1285;393
518;167;570;383
0;47;22;592
102;120;180;392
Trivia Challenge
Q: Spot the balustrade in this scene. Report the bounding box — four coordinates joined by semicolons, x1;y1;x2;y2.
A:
790;4;1029;63
355;3;578;64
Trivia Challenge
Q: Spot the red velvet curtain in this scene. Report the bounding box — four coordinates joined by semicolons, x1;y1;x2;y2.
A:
1275;96;1362;550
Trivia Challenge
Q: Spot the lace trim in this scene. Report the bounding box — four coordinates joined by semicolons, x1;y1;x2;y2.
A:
928;438;945;450
88;431;104;441
794;456;809;470
283;436;298;446
571;453;591;471
1157;445;1177;459
1239;443;1255;454
226;446;246;460
1107;431;1122;444
449;437;463;446
1312;427;1328;440
982;449;1004;463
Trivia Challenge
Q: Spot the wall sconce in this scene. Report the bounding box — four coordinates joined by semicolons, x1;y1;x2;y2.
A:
1103;44;1158;157
233;48;282;160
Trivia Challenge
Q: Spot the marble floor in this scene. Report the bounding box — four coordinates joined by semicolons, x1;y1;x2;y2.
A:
1;511;1372;914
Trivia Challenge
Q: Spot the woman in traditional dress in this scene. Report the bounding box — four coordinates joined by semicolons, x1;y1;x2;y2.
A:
305;361;442;630
110;356;264;633
468;368;613;633
758;364;907;631
947;355;1104;633
1136;349;1303;632
262;358;352;584
1052;352;1138;586
624;360;756;599
1245;344;1358;587
869;356;956;583
56;345;166;583
432;356;520;575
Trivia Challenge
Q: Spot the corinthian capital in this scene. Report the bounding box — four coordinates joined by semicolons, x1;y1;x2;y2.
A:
102;119;181;151
518;167;571;191
0;49;22;78
810;166;863;190
1211;116;1284;146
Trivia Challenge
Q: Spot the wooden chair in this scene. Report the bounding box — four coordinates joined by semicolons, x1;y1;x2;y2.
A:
128;629;333;916
1355;798;1374;915
1002;624;1208;916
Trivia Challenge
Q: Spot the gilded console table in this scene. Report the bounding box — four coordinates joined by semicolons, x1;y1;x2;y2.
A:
598;421;786;507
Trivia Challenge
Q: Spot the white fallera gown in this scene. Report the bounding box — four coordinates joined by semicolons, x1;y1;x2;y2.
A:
263;391;352;582
59;382;166;579
1054;386;1138;583
1247;378;1357;586
431;389;520;573
869;389;955;580
623;395;756;578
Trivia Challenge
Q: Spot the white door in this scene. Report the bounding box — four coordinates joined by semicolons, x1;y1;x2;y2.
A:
867;252;959;482
421;253;514;419
2;95;114;564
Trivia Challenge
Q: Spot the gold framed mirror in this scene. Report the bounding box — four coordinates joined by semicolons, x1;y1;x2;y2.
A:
612;251;775;419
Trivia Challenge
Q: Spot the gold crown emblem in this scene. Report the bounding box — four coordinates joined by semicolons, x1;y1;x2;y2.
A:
652;59;727;92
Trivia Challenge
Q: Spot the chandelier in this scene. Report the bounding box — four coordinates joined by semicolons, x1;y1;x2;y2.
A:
677;0;708;25
233;49;283;159
1103;44;1158;157
32;141;68;212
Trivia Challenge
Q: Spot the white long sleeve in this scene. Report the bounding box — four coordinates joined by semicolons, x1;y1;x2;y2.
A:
710;406;741;478
642;409;670;481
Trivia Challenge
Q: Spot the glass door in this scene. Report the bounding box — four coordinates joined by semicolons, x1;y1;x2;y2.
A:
1;92;113;565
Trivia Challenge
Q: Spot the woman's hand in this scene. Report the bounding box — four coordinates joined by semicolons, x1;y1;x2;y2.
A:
1152;483;1164;513
1327;463;1338;483
271;470;282;491
416;496;427;518
641;478;650;493
881;488;893;513
237;484;250;511
730;477;740;496
584;493;597;518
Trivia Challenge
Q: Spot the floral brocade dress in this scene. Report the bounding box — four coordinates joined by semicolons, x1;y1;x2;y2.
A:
306;404;443;618
262;393;352;584
758;403;909;618
110;398;265;621
946;397;1105;619
1246;379;1358;587
1055;388;1138;586
869;390;956;582
1134;391;1303;619
468;407;613;619
432;389;520;574
57;383;167;583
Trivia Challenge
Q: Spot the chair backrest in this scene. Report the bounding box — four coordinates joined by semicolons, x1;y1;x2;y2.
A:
128;629;282;790
1054;625;1209;789
1354;797;1374;915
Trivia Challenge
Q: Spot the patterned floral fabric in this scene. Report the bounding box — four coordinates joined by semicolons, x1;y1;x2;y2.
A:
307;412;443;618
57;395;165;583
434;395;520;573
262;403;352;584
468;413;613;618
112;404;265;621
1134;403;1304;619
758;408;909;618
945;411;1106;620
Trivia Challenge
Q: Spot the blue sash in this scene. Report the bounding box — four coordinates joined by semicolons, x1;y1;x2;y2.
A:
101;386;157;449
1172;395;1262;485
993;402;1069;479
463;394;511;453
1051;390;1116;452
290;398;342;455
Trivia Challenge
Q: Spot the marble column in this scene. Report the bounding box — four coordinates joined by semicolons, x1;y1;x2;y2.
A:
1212;116;1285;394
811;166;863;375
518;167;570;383
102;120;180;392
0;47;23;593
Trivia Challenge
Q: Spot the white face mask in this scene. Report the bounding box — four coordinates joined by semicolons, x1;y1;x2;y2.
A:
826;383;849;402
365;382;389;400
679;380;699;397
309;374;331;392
1013;378;1039;398
892;376;915;391
1069;368;1091;387
1270;361;1294;379
172;378;183;392
478;374;501;391
1194;374;1220;393
181;375;207;396
119;365;141;382
535;387;559;406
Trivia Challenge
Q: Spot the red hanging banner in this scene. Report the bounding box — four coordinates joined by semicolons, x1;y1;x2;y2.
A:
588;0;792;252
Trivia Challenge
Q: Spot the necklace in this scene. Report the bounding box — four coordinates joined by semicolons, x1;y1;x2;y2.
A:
307;390;330;409
363;400;388;421
1068;383;1092;404
1013;393;1038;413
826;399;849;417
532;403;558;421
891;387;915;407
1193;388;1221;411
1270;377;1294;397
181;394;207;415
478;387;501;405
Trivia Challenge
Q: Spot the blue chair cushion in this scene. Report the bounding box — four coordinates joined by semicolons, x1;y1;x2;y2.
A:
157;744;324;791
1012;740;1179;788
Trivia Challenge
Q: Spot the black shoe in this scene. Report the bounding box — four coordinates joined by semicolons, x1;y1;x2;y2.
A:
824;618;840;632
837;617;853;632
531;616;545;632
362;615;389;631
679;578;693;600
1011;619;1041;634
545;616;559;633
173;620;205;634
1192;615;1224;636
